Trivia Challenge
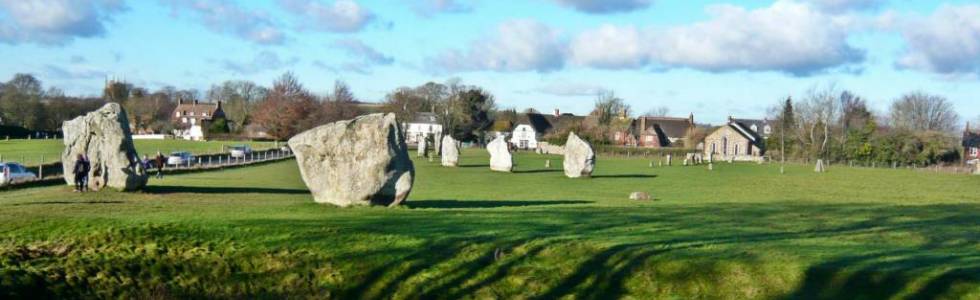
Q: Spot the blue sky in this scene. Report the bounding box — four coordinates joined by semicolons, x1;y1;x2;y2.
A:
1;0;979;124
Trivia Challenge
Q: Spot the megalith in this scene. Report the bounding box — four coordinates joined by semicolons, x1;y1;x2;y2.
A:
441;135;459;167
62;103;148;191
563;132;595;178
487;136;513;172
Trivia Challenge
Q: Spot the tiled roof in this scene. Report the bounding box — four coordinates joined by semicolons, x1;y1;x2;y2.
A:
964;131;980;147
635;116;693;139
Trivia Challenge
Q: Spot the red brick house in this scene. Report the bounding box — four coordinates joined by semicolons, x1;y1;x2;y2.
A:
172;99;225;140
964;123;980;163
612;114;696;148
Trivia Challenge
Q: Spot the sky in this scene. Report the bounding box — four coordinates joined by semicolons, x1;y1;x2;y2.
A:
1;0;979;124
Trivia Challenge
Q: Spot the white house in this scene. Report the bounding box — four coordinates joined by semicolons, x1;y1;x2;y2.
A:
510;124;539;149
404;112;443;145
509;111;584;150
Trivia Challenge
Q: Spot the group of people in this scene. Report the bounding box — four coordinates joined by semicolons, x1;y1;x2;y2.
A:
72;152;170;192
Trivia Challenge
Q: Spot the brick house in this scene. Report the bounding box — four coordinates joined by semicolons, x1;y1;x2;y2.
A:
172;99;225;140
612;114;696;148
964;123;980;164
704;116;766;161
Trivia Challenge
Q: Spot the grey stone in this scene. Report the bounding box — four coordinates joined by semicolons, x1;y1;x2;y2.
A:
545;159;551;168
487;136;513;172
440;135;459;167
417;135;428;158
666;154;672;166
629;192;650;201
62;103;148;191
563;132;595;178
288;113;414;207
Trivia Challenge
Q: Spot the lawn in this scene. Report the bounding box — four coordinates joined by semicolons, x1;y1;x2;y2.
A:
0;149;977;299
0;139;279;165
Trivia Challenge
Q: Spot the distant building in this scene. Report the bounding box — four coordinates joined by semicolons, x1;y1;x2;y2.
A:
704;116;767;161
964;123;980;164
404;112;443;145
510;110;584;150
172;99;225;141
612;114;696;148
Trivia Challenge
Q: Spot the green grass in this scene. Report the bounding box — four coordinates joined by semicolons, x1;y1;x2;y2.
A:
0;149;977;299
0;139;278;165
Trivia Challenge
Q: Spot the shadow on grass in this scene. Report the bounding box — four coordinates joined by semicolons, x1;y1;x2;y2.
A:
513;169;561;174
590;174;658;179
408;199;591;209
9;200;124;206
458;164;490;168
143;185;309;195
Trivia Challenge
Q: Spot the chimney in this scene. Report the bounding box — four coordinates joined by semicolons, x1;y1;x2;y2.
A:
689;112;695;125
640;117;646;132
554;108;560;117
728;115;734;124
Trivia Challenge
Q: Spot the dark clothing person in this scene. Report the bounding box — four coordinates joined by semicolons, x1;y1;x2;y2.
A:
154;154;166;179
72;156;90;192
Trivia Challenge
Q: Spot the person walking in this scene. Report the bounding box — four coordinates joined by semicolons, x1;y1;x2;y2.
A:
154;152;166;179
72;154;88;192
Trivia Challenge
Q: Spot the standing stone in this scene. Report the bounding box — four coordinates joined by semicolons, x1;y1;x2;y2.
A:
288;113;414;207
563;132;595;178
440;135;459;167
648;161;653;168
666;154;672;166
708;163;714;171
545;159;552;168
683;159;689;166
417;135;428;158
707;153;714;164
62;103;148;191
487;136;513;172
815;159;826;173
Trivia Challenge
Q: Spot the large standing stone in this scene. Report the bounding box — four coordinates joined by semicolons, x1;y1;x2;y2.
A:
487;136;513;172
288;113;414;207
441;135;459;167
563;132;595;178
62;103;148;191
417;135;428;158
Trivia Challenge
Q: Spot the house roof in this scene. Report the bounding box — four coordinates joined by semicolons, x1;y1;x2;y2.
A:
731;118;770;135
635;116;693;138
964;131;980;147
409;112;439;124
514;113;585;135
174;101;221;119
729;122;762;143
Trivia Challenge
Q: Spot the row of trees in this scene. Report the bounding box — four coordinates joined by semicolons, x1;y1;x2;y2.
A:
250;72;363;139
0;74;106;132
769;86;963;166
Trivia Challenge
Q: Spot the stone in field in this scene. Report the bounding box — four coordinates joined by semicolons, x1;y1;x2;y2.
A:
440;135;459;167
417;135;428;158
563;132;595;178
629;192;650;201
487;136;513;172
62;103;148;191
288;113;414;207
666;154;672;166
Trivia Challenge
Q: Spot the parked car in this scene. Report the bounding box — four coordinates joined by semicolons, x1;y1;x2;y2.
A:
229;145;252;158
1;162;37;186
167;151;194;166
279;145;291;153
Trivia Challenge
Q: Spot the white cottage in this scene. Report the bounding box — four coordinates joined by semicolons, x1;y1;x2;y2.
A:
510;111;584;150
404;112;443;145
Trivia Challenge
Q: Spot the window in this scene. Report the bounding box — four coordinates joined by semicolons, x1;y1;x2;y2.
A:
614;132;622;140
972;147;979;157
175;111;181;117
182;117;188;123
734;144;740;155
645;135;654;142
722;137;729;155
190;112;195;116
764;126;772;135
751;125;758;132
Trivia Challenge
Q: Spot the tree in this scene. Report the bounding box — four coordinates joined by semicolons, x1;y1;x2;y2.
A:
838;91;872;159
591;90;629;126
251;72;318;140
103;80;131;103
319;80;363;124
0;74;46;130
445;88;495;142
208;80;266;132
795;85;840;160
646;106;670;117
383;87;428;123
889;92;959;133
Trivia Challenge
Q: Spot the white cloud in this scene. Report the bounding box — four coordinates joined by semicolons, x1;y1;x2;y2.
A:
162;0;285;45
534;81;607;97
551;0;651;14
222;51;299;74
323;38;394;74
428;19;565;73
894;5;980;76
807;0;883;13
44;64;107;79
278;0;374;33
0;0;126;45
570;25;649;69
568;1;864;75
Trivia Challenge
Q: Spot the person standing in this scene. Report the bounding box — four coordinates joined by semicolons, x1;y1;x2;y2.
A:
154;152;166;179
72;154;87;192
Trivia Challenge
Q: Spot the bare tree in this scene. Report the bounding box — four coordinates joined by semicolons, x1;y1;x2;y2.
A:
795;85;839;160
889;92;959;133
646;106;670;117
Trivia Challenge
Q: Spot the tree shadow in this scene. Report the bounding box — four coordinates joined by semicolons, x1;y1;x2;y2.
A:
513;169;561;174
408;200;591;209
590;174;658;179
9;200;124;206
143;185;309;195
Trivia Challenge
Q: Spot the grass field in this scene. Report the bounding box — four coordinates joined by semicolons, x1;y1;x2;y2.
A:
0;139;278;165
0;149;978;299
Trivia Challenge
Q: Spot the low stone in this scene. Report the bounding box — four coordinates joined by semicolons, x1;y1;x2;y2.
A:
288;113;414;207
563;132;595;178
417;136;428;158
62;103;148;191
545;159;551;168
708;163;714;171
487;136;513;172
629;192;650;201
441;135;459;167
666;154;672;166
